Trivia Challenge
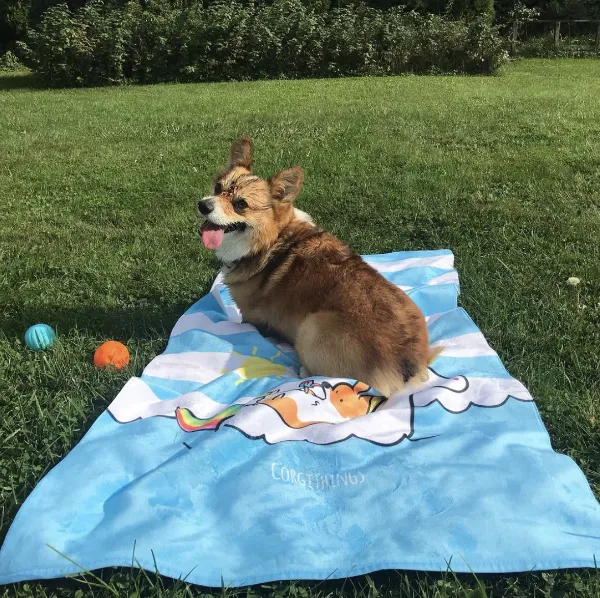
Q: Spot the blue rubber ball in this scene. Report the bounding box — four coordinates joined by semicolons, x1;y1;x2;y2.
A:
24;324;56;351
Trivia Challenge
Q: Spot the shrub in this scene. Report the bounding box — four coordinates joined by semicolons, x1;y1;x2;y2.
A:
19;2;126;86
0;49;23;70
19;0;509;86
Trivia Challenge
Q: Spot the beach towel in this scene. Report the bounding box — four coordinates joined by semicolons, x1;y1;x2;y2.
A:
1;249;599;587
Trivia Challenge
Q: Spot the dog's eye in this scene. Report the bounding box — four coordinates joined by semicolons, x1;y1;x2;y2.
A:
233;198;248;210
214;182;222;195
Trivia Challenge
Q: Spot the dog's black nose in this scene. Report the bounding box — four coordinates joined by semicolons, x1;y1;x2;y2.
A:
198;199;214;216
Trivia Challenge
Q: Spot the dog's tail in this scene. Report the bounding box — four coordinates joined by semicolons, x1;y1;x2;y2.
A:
428;346;444;365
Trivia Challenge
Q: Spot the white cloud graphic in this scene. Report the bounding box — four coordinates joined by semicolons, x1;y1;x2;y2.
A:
108;309;533;446
109;366;532;447
410;369;532;412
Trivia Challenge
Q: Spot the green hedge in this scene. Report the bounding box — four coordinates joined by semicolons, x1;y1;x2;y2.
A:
17;0;508;86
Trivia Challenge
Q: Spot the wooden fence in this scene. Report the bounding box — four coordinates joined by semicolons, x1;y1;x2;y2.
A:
507;19;600;56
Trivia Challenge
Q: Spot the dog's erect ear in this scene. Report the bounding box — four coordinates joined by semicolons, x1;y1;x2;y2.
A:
227;137;253;171
269;166;303;204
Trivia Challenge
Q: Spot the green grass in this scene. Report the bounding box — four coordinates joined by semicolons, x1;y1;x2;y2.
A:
1;58;600;597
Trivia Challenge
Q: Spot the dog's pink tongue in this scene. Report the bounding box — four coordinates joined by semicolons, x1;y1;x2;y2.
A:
201;225;224;249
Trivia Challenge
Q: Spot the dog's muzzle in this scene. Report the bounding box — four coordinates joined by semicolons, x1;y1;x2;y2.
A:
197;198;214;216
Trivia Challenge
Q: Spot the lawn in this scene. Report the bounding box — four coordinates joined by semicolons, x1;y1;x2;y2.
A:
1;58;599;597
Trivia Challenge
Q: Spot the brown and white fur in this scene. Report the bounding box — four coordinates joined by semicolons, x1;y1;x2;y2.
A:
197;137;441;396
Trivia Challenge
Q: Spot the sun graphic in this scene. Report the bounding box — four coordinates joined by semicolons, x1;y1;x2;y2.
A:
221;346;294;385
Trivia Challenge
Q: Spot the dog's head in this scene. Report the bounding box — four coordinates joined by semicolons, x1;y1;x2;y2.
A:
198;137;309;263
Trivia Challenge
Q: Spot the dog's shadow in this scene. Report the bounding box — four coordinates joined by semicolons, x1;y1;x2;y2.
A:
2;287;213;343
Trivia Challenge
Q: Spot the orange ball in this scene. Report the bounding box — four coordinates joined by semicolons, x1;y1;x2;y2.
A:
94;341;130;369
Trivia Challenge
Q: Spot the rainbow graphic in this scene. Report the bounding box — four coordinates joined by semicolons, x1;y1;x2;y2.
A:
176;404;243;432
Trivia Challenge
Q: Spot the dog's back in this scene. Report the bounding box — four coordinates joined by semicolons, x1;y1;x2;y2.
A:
228;220;431;396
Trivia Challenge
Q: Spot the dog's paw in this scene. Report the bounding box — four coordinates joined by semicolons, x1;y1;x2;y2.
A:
298;365;311;379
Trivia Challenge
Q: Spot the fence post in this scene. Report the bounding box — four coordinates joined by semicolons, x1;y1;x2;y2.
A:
596;22;600;55
511;20;518;56
554;21;561;49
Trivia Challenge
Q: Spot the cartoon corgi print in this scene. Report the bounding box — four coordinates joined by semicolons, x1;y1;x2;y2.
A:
109;368;533;446
256;380;385;429
257;396;320;429
325;381;386;419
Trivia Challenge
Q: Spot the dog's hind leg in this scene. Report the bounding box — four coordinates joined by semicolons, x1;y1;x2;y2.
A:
296;311;424;396
298;364;312;379
295;311;407;396
296;312;364;381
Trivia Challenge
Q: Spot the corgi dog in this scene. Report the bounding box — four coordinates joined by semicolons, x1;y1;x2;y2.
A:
198;137;441;396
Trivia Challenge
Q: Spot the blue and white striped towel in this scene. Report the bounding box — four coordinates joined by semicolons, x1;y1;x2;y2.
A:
1;249;599;586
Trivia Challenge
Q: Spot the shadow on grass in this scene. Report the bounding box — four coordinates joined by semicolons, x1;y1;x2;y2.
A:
2;290;212;341
3;303;196;340
7;564;599;597
0;71;44;90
